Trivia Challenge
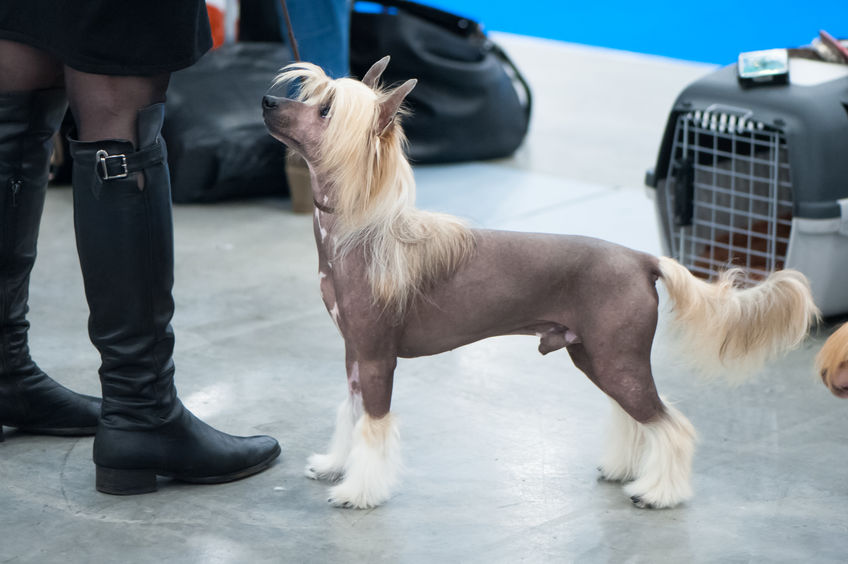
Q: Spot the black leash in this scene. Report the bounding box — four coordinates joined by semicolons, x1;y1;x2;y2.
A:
279;0;301;61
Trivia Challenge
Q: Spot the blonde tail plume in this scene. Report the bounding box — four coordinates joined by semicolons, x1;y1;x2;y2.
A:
657;257;819;381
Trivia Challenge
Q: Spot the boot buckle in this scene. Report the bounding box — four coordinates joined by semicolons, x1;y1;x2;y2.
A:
95;150;129;180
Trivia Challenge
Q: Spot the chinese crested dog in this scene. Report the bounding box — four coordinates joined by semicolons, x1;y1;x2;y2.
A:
262;57;819;509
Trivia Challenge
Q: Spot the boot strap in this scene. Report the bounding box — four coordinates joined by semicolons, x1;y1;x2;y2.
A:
96;143;164;181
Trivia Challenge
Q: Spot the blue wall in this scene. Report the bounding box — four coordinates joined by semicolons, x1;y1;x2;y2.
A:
431;1;848;64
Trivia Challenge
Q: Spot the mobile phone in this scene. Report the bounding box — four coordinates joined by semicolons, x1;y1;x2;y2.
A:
737;48;789;86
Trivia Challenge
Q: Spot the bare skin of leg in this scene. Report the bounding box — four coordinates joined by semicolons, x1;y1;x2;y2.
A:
566;341;665;424
354;358;396;419
63;68;170;146
0;40;63;92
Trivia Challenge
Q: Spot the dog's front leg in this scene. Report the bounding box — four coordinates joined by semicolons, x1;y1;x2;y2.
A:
327;356;401;509
304;393;362;482
305;356;368;481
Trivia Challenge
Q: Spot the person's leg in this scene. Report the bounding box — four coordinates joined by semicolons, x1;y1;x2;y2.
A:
0;40;100;439
65;69;169;144
64;67;280;494
0;39;64;91
283;0;350;78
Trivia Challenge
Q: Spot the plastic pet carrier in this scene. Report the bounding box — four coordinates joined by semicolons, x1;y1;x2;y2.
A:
646;59;848;315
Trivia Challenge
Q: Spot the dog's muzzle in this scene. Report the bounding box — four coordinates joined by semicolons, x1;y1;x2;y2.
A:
262;95;287;130
262;95;281;110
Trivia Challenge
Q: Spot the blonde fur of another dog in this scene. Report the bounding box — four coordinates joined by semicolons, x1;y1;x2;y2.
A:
262;58;819;510
816;322;848;398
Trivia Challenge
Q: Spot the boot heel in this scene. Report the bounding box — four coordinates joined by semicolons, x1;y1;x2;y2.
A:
96;466;158;495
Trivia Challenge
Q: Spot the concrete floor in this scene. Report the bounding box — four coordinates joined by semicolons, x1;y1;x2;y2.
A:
3;34;847;563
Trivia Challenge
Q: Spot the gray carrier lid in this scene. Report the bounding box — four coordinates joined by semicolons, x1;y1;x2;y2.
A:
648;60;848;220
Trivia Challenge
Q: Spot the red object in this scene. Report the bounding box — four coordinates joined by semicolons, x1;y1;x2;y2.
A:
819;29;848;63
207;5;226;49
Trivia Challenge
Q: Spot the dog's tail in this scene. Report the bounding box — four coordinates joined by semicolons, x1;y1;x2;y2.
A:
815;322;848;396
657;256;819;382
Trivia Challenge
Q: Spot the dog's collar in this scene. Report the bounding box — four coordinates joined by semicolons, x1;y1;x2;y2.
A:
313;198;336;214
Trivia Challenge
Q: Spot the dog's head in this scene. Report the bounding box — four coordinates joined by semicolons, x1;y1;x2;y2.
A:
263;57;419;221
262;57;416;172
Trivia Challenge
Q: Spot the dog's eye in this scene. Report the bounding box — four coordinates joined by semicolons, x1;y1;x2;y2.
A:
320;104;331;118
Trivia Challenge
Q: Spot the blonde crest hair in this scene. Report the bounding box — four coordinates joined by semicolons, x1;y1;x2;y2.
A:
274;63;476;317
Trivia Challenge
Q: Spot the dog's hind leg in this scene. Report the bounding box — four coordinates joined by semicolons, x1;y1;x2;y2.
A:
567;343;646;483
327;356;401;509
598;397;645;483
622;399;696;509
568;342;696;509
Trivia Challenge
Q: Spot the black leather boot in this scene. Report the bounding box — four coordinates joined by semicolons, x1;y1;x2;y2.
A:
0;89;100;441
69;104;280;494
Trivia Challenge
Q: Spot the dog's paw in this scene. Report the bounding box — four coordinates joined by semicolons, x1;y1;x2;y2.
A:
326;488;364;509
304;465;343;482
630;495;655;509
624;479;689;509
304;453;344;482
326;482;385;510
327;496;355;509
597;465;633;483
597;466;617;482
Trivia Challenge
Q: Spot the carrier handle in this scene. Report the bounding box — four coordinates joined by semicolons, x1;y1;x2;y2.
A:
704;103;754;120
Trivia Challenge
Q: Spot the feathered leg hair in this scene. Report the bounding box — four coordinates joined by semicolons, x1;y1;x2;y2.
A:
305;394;362;481
327;413;402;508
600;398;697;509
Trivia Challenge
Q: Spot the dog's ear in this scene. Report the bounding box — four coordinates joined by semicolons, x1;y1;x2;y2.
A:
376;78;417;136
362;55;390;89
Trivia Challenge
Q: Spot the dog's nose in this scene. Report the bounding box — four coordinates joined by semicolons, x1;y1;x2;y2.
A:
262;95;279;110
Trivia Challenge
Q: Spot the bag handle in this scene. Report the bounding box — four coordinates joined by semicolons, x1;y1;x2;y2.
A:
279;0;301;60
353;0;483;38
487;41;533;124
355;0;532;123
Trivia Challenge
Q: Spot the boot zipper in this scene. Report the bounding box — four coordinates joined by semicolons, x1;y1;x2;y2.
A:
9;177;22;207
2;179;21;373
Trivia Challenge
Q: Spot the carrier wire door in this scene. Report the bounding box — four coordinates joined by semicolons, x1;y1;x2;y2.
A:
649;61;848;315
660;108;793;285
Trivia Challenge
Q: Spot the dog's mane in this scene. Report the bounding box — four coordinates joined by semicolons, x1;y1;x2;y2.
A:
274;63;476;318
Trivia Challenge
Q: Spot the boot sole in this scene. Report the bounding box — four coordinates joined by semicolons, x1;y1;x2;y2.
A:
0;425;97;440
95;443;282;495
15;425;98;437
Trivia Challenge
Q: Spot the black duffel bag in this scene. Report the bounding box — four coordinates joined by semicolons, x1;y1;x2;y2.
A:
350;0;532;163
163;42;293;203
